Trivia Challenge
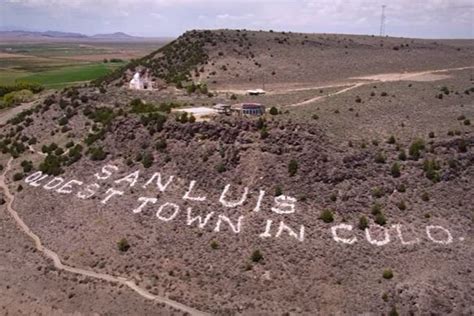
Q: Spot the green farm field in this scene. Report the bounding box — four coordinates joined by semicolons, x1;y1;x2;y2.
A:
0;40;167;89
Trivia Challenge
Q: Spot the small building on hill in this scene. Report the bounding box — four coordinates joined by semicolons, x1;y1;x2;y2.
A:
129;71;153;90
214;103;231;115
232;103;266;116
246;88;266;96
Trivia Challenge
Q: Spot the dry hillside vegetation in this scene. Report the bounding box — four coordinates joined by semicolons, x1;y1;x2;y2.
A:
0;29;473;315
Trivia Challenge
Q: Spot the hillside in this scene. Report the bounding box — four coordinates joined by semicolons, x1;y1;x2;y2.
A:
104;29;474;89
0;29;473;315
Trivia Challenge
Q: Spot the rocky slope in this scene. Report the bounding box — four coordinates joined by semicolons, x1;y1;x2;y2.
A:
0;29;473;315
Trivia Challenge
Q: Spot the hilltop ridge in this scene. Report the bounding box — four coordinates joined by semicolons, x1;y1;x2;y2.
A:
101;29;474;89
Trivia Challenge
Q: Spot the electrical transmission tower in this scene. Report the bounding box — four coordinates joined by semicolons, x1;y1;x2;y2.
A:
379;5;386;36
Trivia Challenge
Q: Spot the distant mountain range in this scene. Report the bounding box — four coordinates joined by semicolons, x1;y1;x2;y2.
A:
0;30;146;40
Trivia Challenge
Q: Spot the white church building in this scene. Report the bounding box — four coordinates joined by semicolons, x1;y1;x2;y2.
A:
129;71;153;90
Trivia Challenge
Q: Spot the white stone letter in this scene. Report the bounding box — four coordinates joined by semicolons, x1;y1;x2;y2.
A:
259;219;273;238
143;172;174;192
275;221;305;242
56;179;83;194
77;183;99;199
132;197;157;214
426;225;453;245
213;215;244;233
331;224;357;244
43;177;65;190
25;171;43;183
28;174;49;187
186;208;214;228
365;226;391;246
94;164;118;180
219;184;248;208
101;188;124;204
114;170;140;187
392;224;420;245
271;195;297;214
183;180;207;201
156;202;180;222
253;190;265;212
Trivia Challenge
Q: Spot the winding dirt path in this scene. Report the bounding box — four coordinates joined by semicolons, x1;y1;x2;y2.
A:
0;158;209;316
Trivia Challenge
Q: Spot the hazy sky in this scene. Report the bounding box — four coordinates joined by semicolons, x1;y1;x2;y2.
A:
1;0;473;38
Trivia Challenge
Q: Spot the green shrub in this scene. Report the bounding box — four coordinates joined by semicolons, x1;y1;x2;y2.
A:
319;209;334;223
20;160;33;173
177;112;189;123
54;147;64;156
88;107;115;125
397;183;406;192
398;150;407;161
371;203;382;215
155;139;167;151
397;200;406;210
13;172;24;181
458;139;467;153
372;187;384;198
375;212;386;226
89;147;107;161
250;250;263;263
2;89;34;108
421;191;430;202
216;163;226;173
440;86;449;95
409;139;425;160
358;215;369;230
391;162;401;178
464;119;471;126
130;99;157;113
39;154;63;175
423;159;440;182
375;152;386;163
382;269;394;279
210;241;219;249
140;112;167;132
274;186;283;196
288;159;298;176
117;238;130;252
387;135;396;144
0;81;43;98
269;106;278;115
142;152;154;168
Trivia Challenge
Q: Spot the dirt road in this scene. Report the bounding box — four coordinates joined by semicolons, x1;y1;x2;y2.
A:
215;65;474;108
287;83;365;107
0;158;209;316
